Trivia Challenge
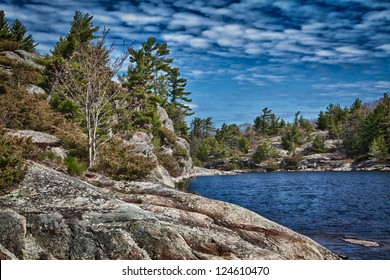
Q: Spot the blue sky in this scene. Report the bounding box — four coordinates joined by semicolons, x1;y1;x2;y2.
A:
1;0;389;126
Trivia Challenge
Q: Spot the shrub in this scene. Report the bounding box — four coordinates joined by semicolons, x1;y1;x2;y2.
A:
369;135;389;162
54;122;88;160
174;145;189;159
157;126;177;144
252;140;281;163
282;156;304;170
0;40;19;52
311;134;326;153
64;156;87;176
37;151;62;164
0;132;34;190
157;152;182;177
0;55;16;67
0;86;64;133
239;137;250;153
96;138;156;181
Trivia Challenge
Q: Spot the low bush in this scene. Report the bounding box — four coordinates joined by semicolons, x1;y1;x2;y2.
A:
64;156;87;176
96;138;156;181
156;152;182;177
54;122;88;160
37;151;62;164
282;156;304;170
0;40;19;52
174;145;189;159
157;126;177;144
0;131;35;191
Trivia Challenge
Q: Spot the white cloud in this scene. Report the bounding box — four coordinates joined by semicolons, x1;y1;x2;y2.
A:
116;12;165;25
335;46;367;56
376;44;390;52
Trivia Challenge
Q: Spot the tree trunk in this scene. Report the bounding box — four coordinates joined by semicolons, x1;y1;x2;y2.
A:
46;77;58;101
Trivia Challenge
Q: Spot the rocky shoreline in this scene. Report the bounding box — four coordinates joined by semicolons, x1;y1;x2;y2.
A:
0;162;341;260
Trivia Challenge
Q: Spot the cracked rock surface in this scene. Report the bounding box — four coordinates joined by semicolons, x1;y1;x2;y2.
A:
0;163;340;260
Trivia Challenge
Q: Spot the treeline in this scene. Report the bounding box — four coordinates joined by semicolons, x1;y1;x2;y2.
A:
0;11;193;188
189;95;390;169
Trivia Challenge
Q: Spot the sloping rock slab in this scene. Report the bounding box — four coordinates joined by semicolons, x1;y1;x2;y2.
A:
6;130;61;147
0;163;340;260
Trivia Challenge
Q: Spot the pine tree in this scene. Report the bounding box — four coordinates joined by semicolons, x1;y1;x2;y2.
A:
10;19;37;52
52;11;99;59
0;11;11;40
122;37;173;129
166;67;192;136
47;11;99;101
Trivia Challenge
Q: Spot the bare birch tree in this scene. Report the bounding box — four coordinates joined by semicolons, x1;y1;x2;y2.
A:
58;31;128;167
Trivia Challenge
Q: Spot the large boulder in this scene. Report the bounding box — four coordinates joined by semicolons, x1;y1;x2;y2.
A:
0;50;44;70
157;106;175;132
6;130;61;147
0;163;340;260
148;165;175;188
125;132;155;157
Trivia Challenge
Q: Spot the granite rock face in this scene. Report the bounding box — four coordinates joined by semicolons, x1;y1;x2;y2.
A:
0;50;44;70
157;106;175;132
6;130;61;147
0;163;340;260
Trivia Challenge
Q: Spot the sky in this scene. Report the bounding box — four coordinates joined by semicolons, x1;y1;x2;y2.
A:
1;0;389;126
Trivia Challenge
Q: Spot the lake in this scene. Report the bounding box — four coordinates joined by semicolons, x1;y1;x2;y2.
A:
188;171;390;260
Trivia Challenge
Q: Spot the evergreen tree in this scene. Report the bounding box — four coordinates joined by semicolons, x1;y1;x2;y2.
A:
254;107;281;136
52;11;99;59
166;67;192;136
0;11;11;40
369;135;389;162
10;19;37;52
122;37;173;129
48;11;99;101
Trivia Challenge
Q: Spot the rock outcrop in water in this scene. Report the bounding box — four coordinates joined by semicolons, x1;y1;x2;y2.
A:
0;162;340;260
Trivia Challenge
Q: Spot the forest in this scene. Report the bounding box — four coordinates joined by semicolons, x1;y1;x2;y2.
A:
1;10;389;190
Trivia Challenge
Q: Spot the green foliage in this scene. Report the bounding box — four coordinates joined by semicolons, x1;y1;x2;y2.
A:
252;140;281;163
52;11;99;59
97;138;156;181
10;19;37;52
316;103;348;138
282;156;303;170
37;151;62;164
64;156;87;176
156;126;177;144
0;12;37;52
215;123;241;149
50;93;80;119
281;111;305;152
311;134;326;153
0;85;64;133
166;104;189;137
0;131;35;190
196;136;229;162
0;39;19;51
157;152;182;177
239;137;250;153
0;11;11;41
253;107;281;136
369;135;389;162
265;162;279;172
190;117;215;140
174;145;189;159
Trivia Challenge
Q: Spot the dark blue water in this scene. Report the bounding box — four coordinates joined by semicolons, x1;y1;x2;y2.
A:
188;172;390;259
